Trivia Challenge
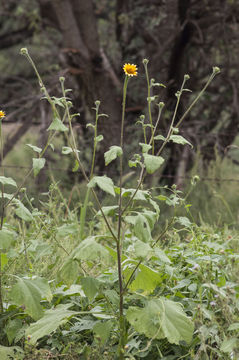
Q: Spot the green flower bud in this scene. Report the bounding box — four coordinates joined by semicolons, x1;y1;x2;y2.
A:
213;66;220;74
20;48;28;56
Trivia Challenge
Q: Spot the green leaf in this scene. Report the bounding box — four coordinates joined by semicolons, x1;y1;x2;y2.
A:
125;213;152;243
135;214;152;243
98;113;109;118
51;96;65;107
25;304;77;345
104;290;119;308
128;263;162;294
1;253;8;270
0;345;24;360
228;322;239;331
26;144;42;153
81;277;101;301
154;248;171;264
59;258;80;286
154;135;166;141
53;284;85;297
177;216;192;227
0;176;17;187
126;301;164;340
149;199;160;216
72;159;79;172
70;319;97;332
56;223;79;237
220;338;238;353
139;143;152;154
104;146;123;166
158;298;194;344
87;176;115;197
96;135;104;143
73;237;109;262
143;154;164;174
134;240;152;258
15;203;33;222
0;229;15;250
47;116;68;132
169;135;192;147
93;320;113;344
32;158;46;177
126;298;194;345
5;319;23;345
121;188;150;201
62;146;73;154
10;277;52;320
96;205;118;217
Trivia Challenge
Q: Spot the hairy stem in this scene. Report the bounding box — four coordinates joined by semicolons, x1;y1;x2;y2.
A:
143;60;154;154
117;76;129;358
0;119;4;313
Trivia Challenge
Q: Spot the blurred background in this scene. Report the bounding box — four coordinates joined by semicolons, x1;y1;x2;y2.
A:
0;0;239;225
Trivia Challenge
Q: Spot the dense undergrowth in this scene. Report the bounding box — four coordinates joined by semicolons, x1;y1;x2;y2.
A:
0;50;238;360
1;195;239;359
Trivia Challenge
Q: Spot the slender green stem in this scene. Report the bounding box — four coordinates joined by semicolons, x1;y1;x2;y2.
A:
122;104;164;217
156;76;188;157
0;119;4;313
5;50;66;210
175;71;218;129
143;61;154;154
124;218;174;292
117;75;129;358
79;188;90;240
0;119;5;229
157;70;219;158
123;71;220;295
79;101;100;240
62;96;117;242
61;84;117;241
5;130;57;209
148;103;164;146
124;259;142;292
90;102;100;179
123;70;217;216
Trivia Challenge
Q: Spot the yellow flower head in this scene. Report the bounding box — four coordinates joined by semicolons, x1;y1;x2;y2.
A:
0;110;5;118
123;63;138;77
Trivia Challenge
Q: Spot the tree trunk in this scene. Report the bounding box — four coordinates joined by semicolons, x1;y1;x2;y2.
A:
46;0;122;161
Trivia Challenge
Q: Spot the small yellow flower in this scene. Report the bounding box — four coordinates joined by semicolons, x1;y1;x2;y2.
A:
0;110;5;118
123;63;138;77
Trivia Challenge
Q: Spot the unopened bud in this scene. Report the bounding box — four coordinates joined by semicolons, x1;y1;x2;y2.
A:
213;66;220;74
59;76;65;83
20;48;28;56
143;58;149;65
184;74;190;81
